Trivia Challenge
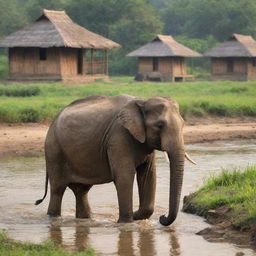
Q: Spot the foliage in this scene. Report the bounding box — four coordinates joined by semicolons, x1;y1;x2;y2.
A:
0;85;40;97
0;78;256;123
0;54;8;78
174;35;217;54
162;0;256;41
67;0;163;75
184;166;256;226
24;0;68;21
0;232;95;256
0;0;28;39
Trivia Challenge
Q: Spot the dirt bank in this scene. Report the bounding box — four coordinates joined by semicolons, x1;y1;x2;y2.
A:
183;197;256;249
0;117;255;158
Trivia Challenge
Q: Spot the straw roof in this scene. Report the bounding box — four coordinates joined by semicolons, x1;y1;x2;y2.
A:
0;9;121;49
204;34;256;57
127;35;202;57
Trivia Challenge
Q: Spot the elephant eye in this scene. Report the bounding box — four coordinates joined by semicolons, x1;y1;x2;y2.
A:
154;120;165;129
144;109;150;115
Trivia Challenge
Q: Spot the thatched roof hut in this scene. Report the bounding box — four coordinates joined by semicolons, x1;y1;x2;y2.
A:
127;35;201;82
127;35;201;57
204;34;256;80
204;34;256;57
0;9;121;83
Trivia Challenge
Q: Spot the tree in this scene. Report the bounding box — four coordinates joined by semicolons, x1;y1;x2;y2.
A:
25;0;68;21
67;0;163;75
0;0;27;38
162;0;256;41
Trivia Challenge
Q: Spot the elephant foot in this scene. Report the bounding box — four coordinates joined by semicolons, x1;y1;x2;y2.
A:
76;212;91;219
47;212;61;217
117;216;133;223
133;208;154;220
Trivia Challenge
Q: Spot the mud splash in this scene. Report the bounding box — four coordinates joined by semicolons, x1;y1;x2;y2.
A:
0;140;256;255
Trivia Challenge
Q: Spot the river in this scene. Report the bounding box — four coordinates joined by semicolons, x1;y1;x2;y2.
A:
0;139;256;255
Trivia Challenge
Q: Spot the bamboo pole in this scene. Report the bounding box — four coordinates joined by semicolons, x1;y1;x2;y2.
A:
90;49;94;75
8;49;11;78
105;50;108;75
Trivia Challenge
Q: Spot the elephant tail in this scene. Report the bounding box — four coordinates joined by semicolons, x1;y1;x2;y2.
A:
35;172;48;205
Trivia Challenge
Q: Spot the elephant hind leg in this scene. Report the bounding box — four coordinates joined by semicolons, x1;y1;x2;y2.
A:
47;184;67;217
69;183;92;218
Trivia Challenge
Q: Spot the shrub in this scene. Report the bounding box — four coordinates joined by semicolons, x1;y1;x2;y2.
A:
229;87;248;93
20;108;40;122
0;86;40;97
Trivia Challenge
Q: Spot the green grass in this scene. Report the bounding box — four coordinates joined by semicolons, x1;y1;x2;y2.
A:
184;165;256;227
0;77;256;122
0;232;94;256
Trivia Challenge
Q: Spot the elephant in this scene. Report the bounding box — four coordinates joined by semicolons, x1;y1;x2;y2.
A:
36;94;193;226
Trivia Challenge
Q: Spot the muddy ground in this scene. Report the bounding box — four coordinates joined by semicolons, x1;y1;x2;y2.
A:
183;197;256;250
0;116;255;158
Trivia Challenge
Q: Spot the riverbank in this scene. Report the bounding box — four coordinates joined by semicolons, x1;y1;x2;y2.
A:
0;117;255;158
183;166;256;249
0;232;94;256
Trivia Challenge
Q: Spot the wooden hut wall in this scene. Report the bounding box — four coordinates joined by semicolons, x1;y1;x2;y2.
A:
138;57;153;73
158;57;172;73
171;57;186;75
9;48;61;77
211;58;248;80
211;58;228;74
247;59;256;80
138;57;187;81
59;48;80;75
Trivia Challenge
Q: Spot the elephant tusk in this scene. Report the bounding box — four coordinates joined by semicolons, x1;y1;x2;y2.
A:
163;151;169;163
163;151;196;165
185;152;197;165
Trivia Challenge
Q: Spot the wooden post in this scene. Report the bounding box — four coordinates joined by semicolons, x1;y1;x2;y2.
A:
84;49;87;74
90;49;94;75
8;48;11;78
82;49;85;74
105;49;108;75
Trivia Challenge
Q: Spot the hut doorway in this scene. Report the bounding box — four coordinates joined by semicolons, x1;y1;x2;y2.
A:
227;58;234;73
77;49;83;75
152;57;159;71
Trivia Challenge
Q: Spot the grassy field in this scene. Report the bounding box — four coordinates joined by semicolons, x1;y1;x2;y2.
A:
0;232;94;256
183;165;256;227
0;77;256;122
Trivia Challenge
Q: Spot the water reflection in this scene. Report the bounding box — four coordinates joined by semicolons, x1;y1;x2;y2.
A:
169;231;181;256
0;140;256;255
118;230;134;256
47;219;182;256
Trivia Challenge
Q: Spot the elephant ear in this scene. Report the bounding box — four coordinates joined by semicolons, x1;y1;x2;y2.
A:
118;100;146;143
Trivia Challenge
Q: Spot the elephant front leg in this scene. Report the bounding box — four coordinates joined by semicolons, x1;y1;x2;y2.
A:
114;172;136;223
133;155;156;220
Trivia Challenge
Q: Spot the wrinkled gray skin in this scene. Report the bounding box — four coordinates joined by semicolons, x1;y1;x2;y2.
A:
38;94;185;226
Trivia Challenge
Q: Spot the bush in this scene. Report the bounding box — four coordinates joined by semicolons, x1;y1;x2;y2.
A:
229;87;248;93
0;55;8;78
0;86;40;97
20;108;40;122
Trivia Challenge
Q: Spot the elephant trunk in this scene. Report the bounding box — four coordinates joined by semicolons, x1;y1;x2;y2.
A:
159;147;185;226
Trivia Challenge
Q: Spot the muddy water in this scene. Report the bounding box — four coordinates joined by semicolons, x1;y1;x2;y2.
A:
0;140;256;255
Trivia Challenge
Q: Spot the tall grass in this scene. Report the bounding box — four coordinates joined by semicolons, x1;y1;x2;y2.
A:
0;77;256;122
0;85;40;97
0;232;94;256
185;166;256;226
